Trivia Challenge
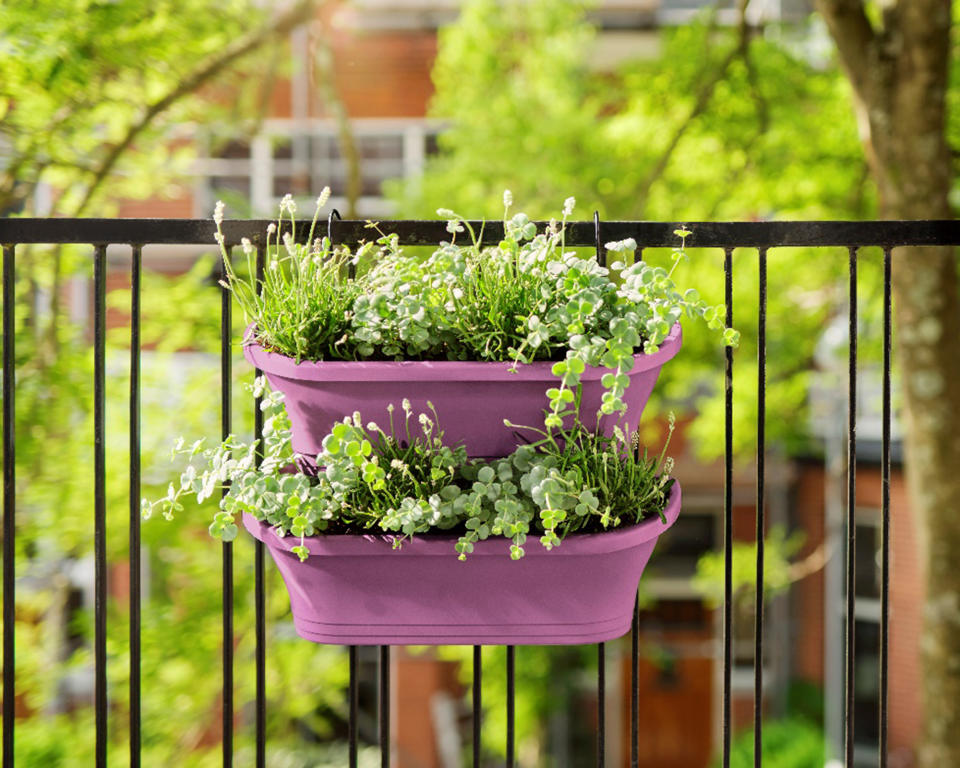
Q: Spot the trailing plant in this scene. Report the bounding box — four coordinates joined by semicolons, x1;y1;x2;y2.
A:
143;380;675;562
215;193;738;428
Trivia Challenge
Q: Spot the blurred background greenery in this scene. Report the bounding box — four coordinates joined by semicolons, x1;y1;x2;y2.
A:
2;0;957;765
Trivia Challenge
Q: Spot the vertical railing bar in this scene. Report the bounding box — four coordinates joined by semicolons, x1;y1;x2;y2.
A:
506;645;516;768
631;252;643;768
597;642;606;767
94;243;108;768
348;647;358;768
844;246;858;767
380;645;390;768
879;246;891;768
722;246;734;768
472;646;482;767
595;208;609;768
221;250;234;768
631;593;640;768
754;247;767;768
254;243;266;768
129;244;143;768
2;244;15;768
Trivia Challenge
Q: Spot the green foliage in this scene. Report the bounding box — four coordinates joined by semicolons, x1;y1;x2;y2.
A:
218;195;735;429
715;717;829;768
107;254;226;355
398;1;865;222
2;18;338;756
786;679;826;725
145;381;675;561
387;0;611;219
692;526;805;607
8;245;356;763
0;0;278;215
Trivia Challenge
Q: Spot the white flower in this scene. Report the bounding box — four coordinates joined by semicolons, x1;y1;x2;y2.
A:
503;190;513;208
266;222;277;235
436;208;457;218
366;422;380;432
401;398;412;414
316;186;331;209
240;237;253;255
446;220;464;235
563;197;576;217
280;193;296;214
213;200;225;225
605;238;637;253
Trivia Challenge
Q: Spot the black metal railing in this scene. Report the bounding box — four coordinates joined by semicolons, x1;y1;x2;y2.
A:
2;216;959;768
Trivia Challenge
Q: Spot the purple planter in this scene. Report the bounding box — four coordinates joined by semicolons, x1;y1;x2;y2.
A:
243;480;681;646
243;323;682;460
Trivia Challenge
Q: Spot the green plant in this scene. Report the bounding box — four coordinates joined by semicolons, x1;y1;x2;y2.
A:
715;717;829;768
143;380;675;562
692;526;806;607
215;193;737;429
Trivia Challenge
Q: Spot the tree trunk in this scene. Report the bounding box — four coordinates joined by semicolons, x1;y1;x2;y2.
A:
817;1;960;764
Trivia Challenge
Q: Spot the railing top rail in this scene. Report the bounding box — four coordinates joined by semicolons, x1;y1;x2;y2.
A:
2;217;960;248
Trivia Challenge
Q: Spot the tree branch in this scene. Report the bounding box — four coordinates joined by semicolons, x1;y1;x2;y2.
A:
636;0;755;205
70;0;321;217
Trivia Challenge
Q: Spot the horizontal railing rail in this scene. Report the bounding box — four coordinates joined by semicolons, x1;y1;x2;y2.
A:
3;217;960;247
2;216;959;768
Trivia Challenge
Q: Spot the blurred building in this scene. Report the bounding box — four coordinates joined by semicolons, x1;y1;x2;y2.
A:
115;0;816;221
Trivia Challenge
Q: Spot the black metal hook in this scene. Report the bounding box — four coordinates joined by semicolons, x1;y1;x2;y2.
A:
328;208;342;244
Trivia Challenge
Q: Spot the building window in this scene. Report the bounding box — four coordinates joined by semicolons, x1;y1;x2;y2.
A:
851;508;882;762
195;118;443;218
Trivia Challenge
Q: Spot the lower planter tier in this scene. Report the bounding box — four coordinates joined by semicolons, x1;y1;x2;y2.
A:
242;481;681;646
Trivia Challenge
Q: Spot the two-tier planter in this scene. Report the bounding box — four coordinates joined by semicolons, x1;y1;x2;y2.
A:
140;203;716;648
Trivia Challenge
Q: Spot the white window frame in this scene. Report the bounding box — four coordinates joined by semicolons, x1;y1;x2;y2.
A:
193;117;445;218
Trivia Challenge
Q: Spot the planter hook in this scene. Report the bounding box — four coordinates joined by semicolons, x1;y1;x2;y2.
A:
327;208;341;244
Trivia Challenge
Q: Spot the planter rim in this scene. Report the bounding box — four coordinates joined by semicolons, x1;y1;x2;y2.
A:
242;322;682;383
243;479;681;558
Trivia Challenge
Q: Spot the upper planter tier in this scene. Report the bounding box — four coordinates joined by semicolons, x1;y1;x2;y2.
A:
243;322;682;460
